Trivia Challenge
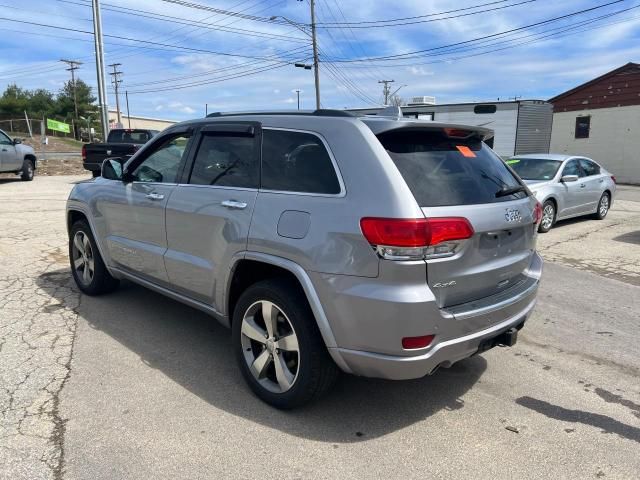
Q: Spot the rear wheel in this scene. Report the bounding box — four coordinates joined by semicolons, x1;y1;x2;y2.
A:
232;278;338;409
538;200;555;233
21;159;34;181
69;220;119;295
594;192;610;220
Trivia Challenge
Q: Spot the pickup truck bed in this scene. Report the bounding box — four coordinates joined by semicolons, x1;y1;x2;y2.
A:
83;129;158;175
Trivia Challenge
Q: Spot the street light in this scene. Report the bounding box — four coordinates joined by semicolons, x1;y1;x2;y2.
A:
270;9;321;109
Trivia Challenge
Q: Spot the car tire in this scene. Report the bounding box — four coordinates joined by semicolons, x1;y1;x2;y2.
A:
232;278;339;409
538;200;556;233
21;159;34;181
69;220;119;295
594;192;610;220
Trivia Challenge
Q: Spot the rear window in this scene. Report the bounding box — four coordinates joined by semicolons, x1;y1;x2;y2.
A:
507;158;562;181
107;130;154;144
377;129;525;207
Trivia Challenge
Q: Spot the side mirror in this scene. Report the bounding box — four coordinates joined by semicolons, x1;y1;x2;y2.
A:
13;138;22;145
101;158;124;180
561;175;579;183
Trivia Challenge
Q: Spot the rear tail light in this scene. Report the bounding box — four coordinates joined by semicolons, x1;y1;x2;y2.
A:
402;335;435;350
533;201;543;225
611;175;616;184
81;144;86;161
360;217;474;260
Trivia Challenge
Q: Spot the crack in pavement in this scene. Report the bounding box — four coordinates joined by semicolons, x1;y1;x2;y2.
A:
0;189;81;480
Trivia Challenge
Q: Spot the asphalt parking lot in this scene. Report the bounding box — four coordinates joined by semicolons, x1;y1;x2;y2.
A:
1;175;639;480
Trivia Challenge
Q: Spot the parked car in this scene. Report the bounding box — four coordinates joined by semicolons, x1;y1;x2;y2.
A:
0;129;36;181
66;110;543;408
506;154;616;233
82;128;158;177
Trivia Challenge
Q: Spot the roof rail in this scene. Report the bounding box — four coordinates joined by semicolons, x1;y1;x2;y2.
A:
206;109;354;118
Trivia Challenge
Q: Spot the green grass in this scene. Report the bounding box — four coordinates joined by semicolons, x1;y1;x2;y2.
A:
57;137;84;148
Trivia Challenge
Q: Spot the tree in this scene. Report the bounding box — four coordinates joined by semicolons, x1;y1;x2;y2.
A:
389;95;406;107
0;84;30;117
26;89;56;118
56;78;97;120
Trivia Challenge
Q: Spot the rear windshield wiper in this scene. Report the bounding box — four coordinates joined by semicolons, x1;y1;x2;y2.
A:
495;185;527;198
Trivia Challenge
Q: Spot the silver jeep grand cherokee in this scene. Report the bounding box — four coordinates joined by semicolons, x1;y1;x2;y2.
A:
66;109;543;408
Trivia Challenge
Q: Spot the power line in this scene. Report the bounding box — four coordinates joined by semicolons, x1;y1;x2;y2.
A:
114;47;310;89
315;0;525;25
332;5;640;68
56;0;307;44
0;16;307;63
316;0;542;29
327;0;629;62
125;62;290;94
156;0;291;25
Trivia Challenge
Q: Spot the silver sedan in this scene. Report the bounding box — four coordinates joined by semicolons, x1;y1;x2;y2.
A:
506;154;616;233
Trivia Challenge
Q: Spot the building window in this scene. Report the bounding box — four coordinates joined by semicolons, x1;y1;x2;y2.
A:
474;104;497;114
575;116;591;139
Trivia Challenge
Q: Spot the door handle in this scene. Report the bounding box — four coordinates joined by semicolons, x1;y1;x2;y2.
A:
580;184;586;188
1;149;7;152
146;192;165;200
221;199;248;210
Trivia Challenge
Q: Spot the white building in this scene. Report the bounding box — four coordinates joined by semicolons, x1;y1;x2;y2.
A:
349;100;553;158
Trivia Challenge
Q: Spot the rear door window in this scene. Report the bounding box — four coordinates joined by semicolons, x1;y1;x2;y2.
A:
578;158;600;176
189;133;258;188
261;129;341;194
563;159;584;177
376;129;525;207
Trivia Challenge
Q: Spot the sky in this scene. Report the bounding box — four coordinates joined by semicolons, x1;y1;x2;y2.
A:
1;0;640;121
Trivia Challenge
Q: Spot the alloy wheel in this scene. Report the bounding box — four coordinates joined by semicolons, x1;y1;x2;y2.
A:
240;300;300;393
599;195;609;217
541;204;554;230
71;231;95;286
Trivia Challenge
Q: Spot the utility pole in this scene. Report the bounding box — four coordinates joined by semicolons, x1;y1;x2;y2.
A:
295;89;301;110
92;0;109;138
379;79;395;105
309;0;321;109
60;59;82;138
125;91;131;129
108;63;123;127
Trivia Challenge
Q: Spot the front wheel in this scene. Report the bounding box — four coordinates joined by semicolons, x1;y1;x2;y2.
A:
69;220;119;295
232;279;339;409
21;159;34;181
594;192;610;220
538;200;555;233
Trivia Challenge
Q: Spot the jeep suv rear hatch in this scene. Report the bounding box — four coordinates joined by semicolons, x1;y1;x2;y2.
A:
373;125;538;308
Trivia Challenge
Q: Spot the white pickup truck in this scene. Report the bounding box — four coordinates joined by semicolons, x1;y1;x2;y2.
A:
0;129;36;181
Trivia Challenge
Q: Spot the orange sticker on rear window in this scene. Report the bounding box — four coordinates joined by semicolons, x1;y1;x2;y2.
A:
456;145;476;158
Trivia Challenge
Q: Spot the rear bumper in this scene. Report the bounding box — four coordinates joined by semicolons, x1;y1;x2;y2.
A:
83;162;101;172
321;252;542;380
333;297;534;380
